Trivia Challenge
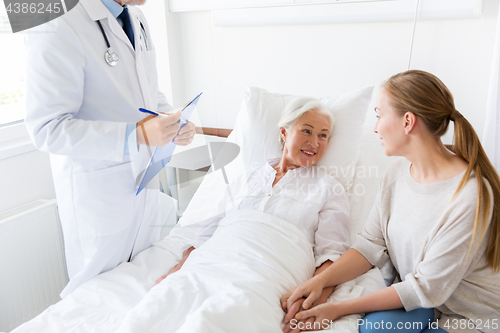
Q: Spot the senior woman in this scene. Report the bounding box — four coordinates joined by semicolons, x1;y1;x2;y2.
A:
123;97;351;332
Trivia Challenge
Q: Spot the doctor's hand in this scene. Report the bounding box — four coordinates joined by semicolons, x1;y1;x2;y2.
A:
174;121;195;146
137;110;181;146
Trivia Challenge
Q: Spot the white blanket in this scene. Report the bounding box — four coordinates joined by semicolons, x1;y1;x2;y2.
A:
117;209;315;332
12;209;386;333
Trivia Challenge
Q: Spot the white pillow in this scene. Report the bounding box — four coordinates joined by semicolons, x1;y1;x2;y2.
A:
226;86;374;191
349;125;399;244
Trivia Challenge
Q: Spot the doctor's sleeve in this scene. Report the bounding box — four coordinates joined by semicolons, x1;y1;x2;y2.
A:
314;186;350;267
124;123;139;155
24;20;127;162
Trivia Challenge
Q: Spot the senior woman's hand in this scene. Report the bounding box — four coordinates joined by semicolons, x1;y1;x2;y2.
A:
155;246;195;285
283;298;315;333
282;286;335;332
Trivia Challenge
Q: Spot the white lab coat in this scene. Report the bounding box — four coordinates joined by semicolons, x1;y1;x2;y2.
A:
24;0;173;298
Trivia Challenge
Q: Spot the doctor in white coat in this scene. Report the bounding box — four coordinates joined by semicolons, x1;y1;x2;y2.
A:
24;0;195;297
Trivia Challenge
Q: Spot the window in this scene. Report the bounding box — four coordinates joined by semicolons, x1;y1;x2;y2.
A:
0;5;26;128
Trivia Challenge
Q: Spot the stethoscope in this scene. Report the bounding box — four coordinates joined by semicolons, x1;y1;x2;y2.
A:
97;18;149;67
97;21;119;67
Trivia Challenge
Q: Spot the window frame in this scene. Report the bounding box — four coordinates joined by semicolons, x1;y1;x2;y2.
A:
0;122;36;161
0;7;31;157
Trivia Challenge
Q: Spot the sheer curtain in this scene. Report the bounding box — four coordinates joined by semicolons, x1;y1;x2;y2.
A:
483;5;500;171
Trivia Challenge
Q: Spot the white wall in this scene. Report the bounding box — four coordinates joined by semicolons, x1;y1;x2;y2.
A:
164;0;499;138
0;150;55;212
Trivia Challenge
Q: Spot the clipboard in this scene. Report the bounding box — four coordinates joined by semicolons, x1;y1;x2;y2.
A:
136;92;202;195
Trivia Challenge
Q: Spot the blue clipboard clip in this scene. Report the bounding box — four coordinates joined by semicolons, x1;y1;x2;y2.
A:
136;92;203;195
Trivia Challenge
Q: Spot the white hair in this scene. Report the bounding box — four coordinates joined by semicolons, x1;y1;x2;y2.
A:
278;97;335;146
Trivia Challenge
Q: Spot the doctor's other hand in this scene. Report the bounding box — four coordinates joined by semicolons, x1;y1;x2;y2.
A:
281;276;326;312
174;121;195;146
137;110;181;146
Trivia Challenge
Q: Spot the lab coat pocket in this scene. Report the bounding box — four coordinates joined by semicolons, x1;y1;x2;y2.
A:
73;162;136;237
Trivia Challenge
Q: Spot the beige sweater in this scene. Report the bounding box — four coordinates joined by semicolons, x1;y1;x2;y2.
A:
352;158;500;333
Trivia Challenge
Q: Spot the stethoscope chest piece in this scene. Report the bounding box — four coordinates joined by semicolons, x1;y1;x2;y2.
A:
105;48;119;67
97;21;119;67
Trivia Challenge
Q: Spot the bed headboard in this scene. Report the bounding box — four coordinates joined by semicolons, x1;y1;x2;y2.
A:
195;127;232;138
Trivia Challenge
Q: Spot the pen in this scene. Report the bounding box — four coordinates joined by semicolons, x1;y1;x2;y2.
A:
139;108;188;124
139;22;148;50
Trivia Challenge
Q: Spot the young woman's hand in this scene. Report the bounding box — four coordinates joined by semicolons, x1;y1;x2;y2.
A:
284;317;316;333
281;276;326;312
294;302;344;331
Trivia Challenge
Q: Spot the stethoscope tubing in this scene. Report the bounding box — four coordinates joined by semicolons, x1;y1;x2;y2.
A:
97;20;111;48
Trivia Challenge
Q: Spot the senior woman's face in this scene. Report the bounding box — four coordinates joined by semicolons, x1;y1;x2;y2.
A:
281;110;330;168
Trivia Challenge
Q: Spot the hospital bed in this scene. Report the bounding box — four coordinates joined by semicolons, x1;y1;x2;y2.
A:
10;85;397;333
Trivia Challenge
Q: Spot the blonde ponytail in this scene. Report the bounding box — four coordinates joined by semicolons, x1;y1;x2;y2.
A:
451;112;500;271
384;70;500;271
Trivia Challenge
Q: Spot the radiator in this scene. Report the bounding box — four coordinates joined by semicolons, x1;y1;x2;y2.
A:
0;200;68;332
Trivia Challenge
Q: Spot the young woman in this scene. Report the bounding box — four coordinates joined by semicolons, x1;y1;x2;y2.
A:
281;70;500;333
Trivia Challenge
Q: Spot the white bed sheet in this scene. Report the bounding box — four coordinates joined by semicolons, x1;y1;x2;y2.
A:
12;209;385;333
